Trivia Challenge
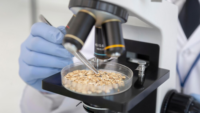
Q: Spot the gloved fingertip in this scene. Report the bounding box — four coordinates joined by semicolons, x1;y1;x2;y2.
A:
31;22;46;34
31;22;65;44
57;26;67;35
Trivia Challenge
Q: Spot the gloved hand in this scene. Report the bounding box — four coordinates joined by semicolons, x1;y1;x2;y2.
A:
19;22;73;92
191;94;200;102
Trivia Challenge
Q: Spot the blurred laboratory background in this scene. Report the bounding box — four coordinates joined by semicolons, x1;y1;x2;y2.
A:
0;0;72;112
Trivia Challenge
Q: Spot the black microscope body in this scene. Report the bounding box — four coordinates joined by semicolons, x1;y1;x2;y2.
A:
43;0;200;113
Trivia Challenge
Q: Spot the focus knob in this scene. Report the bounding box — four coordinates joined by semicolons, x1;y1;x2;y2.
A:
161;90;200;113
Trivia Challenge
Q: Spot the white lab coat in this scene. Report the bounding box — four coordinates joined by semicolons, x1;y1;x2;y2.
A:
21;1;200;112
170;0;200;95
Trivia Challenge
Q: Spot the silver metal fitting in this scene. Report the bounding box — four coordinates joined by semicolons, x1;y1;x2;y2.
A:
89;57;113;69
129;58;149;79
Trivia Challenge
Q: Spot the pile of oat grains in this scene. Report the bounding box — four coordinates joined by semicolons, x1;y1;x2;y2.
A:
63;70;126;94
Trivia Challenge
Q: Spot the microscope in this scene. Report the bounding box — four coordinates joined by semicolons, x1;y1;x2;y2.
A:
42;0;200;113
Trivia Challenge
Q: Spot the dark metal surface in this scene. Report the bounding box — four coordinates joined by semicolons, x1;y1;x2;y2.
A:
161;90;200;113
129;89;157;113
68;0;129;23
119;39;160;73
83;102;112;113
63;11;96;50
66;15;76;29
102;21;125;57
95;27;110;59
161;90;175;113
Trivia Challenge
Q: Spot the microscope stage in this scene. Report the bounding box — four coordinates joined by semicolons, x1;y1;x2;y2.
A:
42;60;169;112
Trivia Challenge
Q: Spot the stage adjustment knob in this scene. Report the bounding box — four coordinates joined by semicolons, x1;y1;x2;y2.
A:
161;90;200;113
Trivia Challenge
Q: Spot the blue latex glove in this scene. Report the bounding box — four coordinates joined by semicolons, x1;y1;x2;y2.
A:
191;94;200;102
19;22;73;92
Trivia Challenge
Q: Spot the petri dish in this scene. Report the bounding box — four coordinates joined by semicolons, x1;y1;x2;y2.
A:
61;61;133;96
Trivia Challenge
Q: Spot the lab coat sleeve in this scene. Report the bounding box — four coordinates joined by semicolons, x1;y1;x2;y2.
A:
20;85;66;113
21;85;87;113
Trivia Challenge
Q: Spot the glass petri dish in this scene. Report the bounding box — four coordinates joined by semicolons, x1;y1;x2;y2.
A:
61;61;133;96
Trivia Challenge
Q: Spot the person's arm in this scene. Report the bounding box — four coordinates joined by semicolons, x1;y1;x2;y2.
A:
19;23;73;112
19;23;73;92
20;86;65;113
19;23;95;112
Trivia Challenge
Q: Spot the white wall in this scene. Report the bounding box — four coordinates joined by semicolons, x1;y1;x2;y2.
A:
0;0;71;112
